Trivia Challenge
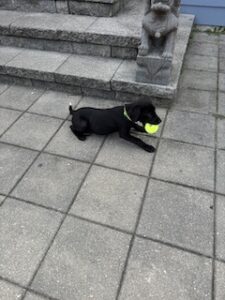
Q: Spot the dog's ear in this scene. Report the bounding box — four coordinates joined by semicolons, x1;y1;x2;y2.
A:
127;105;142;122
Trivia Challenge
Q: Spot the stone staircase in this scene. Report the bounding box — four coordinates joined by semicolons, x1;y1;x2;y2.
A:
0;0;125;16
0;0;194;106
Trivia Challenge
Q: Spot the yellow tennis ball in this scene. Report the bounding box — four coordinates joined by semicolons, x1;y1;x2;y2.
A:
145;123;159;134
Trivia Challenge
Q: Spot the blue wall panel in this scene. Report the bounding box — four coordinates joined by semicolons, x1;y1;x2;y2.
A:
181;0;225;26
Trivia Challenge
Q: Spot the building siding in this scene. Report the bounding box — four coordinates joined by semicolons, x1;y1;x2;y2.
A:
181;0;225;26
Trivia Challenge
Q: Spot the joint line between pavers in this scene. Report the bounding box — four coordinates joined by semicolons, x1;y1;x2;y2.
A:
211;35;220;300
0;83;11;96
0;134;223;198
0;86;47;206
20;112;108;300
1;90;81;208
136;233;213;260
0;46;24;74
110;58;124;91
150;176;215;195
0;103;67;121
161;136;215;150
68;212;133;236
53;0;57;12
53;53;73;75
0;87;46;139
115;109;169;300
179;86;218;93
183;66;218;74
0;274;59;300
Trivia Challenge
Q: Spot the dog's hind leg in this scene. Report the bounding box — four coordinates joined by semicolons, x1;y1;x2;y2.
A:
70;125;86;141
70;118;89;141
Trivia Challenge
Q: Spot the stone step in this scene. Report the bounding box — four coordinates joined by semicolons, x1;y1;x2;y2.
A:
0;0;123;17
0;0;144;59
0;14;194;107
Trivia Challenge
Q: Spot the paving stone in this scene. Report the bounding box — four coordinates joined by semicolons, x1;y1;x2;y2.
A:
85;0;143;47
0;84;43;110
0;10;25;34
163;110;215;147
215;261;225;300
1;113;63;151
218;92;225;115
0;280;24;300
0;198;63;285
191;32;219;44
55;54;122;90
45;121;103;162
24;292;46;300
28;91;81;119
219;59;225;73
5;49;69;82
180;69;217;91
218;119;225;149
216;195;225;261
0;107;22;136
219;73;225;92
0;82;9;94
12;153;89;211
0;143;37;194
219;44;225;58
70;165;146;231
96;133;157;176
31;216;131;300
119;237;212;300
0;46;22;71
138;179;214;256
217;150;225;195
0;195;5;205
9;13;96;41
152;140;214;191
187;41;218;57
174;88;216;114
184;54;218;72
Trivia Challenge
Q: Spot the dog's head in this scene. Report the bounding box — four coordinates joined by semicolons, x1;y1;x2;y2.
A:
151;0;173;14
125;101;161;126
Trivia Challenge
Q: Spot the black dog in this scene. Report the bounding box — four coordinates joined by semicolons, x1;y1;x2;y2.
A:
69;101;161;153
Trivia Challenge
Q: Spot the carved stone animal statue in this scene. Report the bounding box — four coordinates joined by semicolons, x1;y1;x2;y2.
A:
138;0;179;58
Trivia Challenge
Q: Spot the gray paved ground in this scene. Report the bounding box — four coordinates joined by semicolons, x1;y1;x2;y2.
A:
0;32;225;300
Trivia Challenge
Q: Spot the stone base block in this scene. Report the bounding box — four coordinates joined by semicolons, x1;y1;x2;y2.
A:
136;55;172;86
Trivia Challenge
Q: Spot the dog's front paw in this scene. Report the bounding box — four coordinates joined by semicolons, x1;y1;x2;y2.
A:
144;145;155;153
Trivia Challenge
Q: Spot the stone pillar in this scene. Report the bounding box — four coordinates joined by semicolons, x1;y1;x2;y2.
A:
136;0;180;85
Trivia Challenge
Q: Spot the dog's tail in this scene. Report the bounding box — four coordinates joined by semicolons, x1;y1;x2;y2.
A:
69;102;73;115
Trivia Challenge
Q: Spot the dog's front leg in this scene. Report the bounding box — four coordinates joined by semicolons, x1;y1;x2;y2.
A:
119;130;155;153
132;123;145;133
